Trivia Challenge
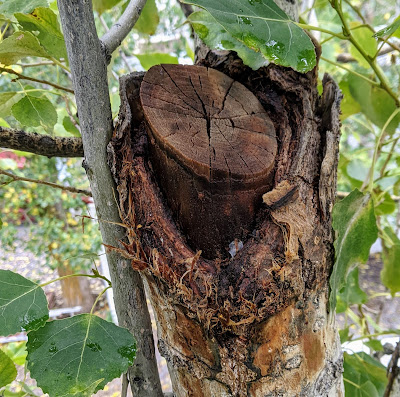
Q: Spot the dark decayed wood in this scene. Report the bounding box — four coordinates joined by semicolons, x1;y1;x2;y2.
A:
140;64;277;258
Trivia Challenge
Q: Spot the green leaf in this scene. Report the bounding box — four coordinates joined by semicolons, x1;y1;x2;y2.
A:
2;389;27;397
330;190;378;312
339;76;361;120
339;326;350;343
349;23;377;69
185;39;194;62
347;159;370;182
92;0;121;15
0;31;51;65
374;16;400;38
11;94;57;129
0;270;49;336
187;10;268;70
0;0;48;17
381;227;400;295
182;0;316;72
135;52;179;70
1;391;26;397
336;268;367;313
343;352;387;396
363;339;383;352
1;342;27;366
0;117;10;127
27;314;136;396
375;192;396;215
0;92;24;118
134;0;159;35
15;7;67;60
0;158;18;170
62;116;80;136
0;350;17;388
348;74;400;134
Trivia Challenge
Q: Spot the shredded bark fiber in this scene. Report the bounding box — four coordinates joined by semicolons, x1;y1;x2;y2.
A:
107;60;342;337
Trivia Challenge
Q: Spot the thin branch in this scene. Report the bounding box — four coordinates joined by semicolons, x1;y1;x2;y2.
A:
0;168;91;196
17;60;66;68
180;3;194;18
99;15;133;73
384;341;400;397
321;56;379;86
337;46;396;63
336;191;400;202
1;67;74;94
0;127;83;157
100;0;147;63
332;0;400;106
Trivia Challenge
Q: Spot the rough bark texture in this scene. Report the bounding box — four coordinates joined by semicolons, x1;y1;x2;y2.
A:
109;54;343;395
57;1;163;396
0;127;83;157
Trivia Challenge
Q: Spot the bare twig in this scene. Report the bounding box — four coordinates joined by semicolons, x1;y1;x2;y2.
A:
121;373;129;397
100;0;147;63
180;3;194;18
0;168;92;196
0;127;83;157
99;15;133;73
384;341;400;397
18;60;61;67
337;47;395;63
336;191;400;202
1;67;74;94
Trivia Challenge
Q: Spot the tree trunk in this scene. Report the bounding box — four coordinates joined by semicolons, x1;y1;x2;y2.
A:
57;1;163;395
109;52;344;395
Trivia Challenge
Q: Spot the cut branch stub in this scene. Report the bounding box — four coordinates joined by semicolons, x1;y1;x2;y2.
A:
140;64;277;258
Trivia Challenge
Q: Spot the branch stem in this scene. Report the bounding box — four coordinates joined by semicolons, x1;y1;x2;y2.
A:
321;56;379;86
1;66;74;94
0;168;92;196
0;127;83;157
100;0;148;62
39;272;111;288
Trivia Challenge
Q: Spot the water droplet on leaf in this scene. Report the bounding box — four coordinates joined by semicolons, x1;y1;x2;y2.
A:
238;16;252;25
87;342;102;352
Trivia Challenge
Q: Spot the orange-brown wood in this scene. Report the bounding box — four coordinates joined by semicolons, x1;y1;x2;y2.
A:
140;64;277;258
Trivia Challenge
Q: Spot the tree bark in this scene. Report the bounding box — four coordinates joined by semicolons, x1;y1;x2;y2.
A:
57;1;163;396
0;127;83;158
109;52;344;395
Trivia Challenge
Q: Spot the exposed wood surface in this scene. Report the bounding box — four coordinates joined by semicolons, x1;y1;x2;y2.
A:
109;57;344;395
140;65;277;258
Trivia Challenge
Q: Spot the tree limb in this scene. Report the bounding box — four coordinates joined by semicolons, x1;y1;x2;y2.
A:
100;0;147;64
57;0;163;395
384;341;400;397
0;127;83;157
0;168;92;196
1;66;74;94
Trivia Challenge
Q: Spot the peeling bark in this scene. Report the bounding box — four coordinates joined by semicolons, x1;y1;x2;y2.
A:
108;56;343;395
